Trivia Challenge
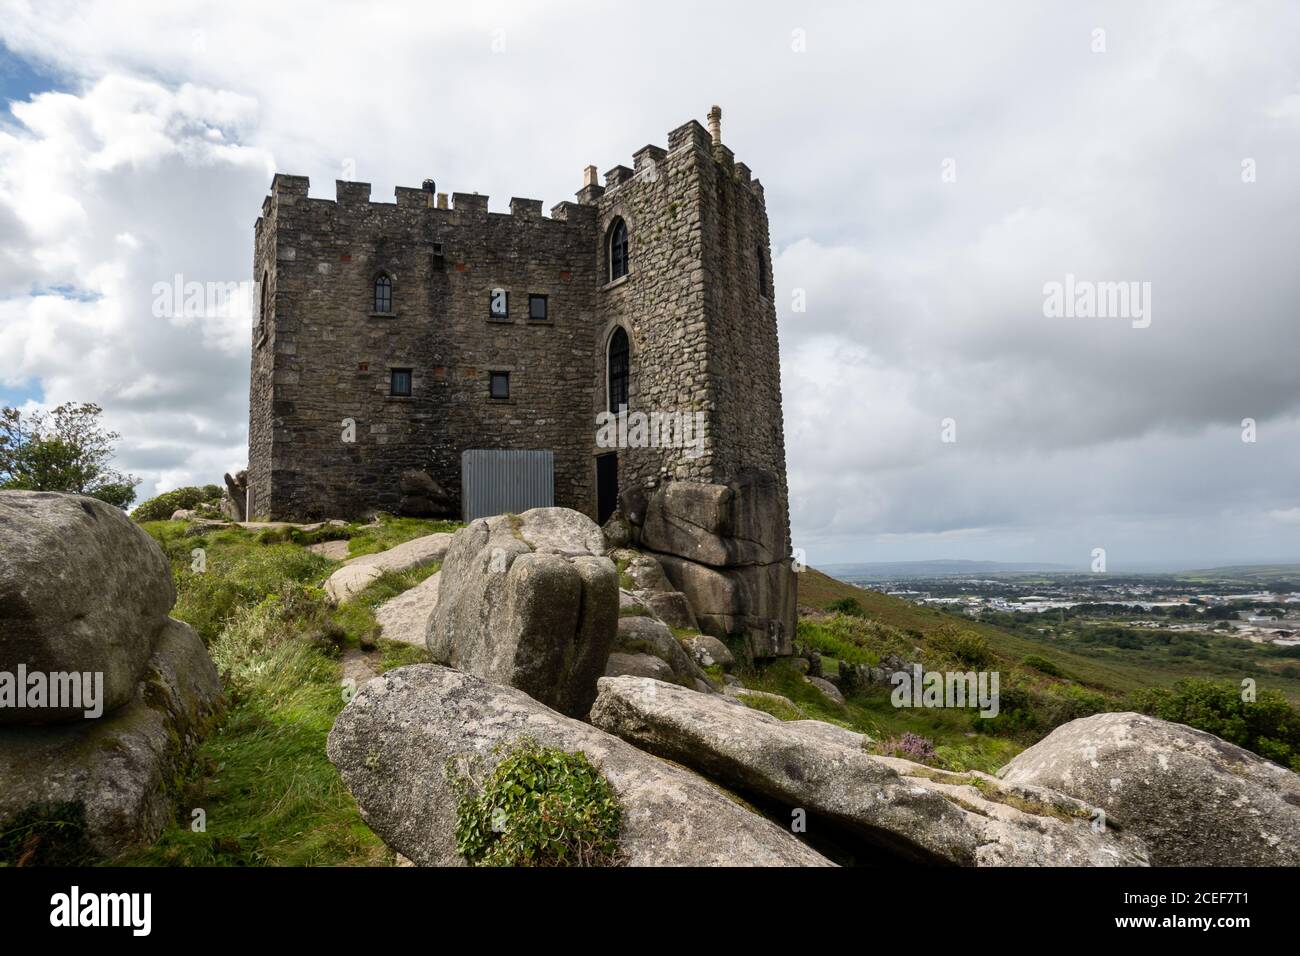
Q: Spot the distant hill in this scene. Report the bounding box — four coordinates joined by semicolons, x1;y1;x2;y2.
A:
818;559;1076;580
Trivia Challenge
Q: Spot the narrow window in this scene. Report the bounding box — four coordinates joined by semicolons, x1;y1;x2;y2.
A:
489;371;510;399
608;218;628;281
528;294;548;321
259;271;268;323
489;288;509;319
374;275;392;313
757;246;768;296
390;368;412;397
607;326;629;412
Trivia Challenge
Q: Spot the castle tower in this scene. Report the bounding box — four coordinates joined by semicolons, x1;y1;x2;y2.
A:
580;108;790;558
578;108;794;656
247;110;793;658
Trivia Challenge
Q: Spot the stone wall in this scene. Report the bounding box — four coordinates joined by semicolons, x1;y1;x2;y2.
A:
251;179;599;519
249;111;790;545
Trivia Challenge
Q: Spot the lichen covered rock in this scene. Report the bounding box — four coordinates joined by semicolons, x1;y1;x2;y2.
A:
327;665;833;867
427;508;617;717
998;711;1300;866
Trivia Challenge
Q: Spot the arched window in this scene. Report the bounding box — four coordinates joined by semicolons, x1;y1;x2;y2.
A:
607;326;629;412
374;274;392;313
607;218;628;282
757;246;767;296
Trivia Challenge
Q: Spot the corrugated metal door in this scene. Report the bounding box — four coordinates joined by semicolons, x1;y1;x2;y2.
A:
461;449;555;522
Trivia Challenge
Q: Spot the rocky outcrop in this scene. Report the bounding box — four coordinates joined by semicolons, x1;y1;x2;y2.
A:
681;633;735;672
398;469;453;518
627;473;795;660
427;508;617;717
998;711;1300;866
610;548;699;631
605;651;675;682
0;491;176;722
327;665;832;866
641;590;699;630
347;532;452;572
0;619;221;860
0;491;223;861
374;572;441;647
325;564;385;604
656;553;795;658
613;615;713;690
805;675;845;705
590;677;1150;867
221;470;248;522
601;510;631;549
641;473;784;567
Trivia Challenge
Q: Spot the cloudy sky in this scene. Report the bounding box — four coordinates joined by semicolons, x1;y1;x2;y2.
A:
1;0;1297;570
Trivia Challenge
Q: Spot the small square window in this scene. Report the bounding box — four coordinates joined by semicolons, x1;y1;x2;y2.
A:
390;368;412;397
489;288;509;319
489;371;510;400
528;294;548;321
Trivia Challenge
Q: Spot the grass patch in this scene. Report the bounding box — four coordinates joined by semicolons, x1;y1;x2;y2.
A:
378;639;432;672
116;518;446;866
737;693;807;721
141;521;335;644
741;659;1023;774
345;515;461;558
116;595;390;866
796;614;911;666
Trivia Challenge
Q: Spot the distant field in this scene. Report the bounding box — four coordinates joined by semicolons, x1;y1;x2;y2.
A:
799;568;1152;695
799;567;1300;704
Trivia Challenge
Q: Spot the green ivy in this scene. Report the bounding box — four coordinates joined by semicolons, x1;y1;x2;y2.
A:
447;737;623;867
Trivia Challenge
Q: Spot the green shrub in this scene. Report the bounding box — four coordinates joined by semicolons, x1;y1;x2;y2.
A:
131;485;223;522
796;614;911;666
1129;678;1300;771
1037;682;1110;730
826;596;865;616
928;626;993;669
979;683;1040;738
447;737;623;867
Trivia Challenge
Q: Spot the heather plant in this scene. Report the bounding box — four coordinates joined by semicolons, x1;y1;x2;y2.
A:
878;732;937;762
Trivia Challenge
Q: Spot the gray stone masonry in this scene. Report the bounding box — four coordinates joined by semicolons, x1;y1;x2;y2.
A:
248;110;790;564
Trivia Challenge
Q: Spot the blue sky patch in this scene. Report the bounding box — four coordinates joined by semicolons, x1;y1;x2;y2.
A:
0;41;62;115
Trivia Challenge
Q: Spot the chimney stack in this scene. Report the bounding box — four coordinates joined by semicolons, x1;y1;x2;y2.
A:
707;105;722;146
583;164;599;188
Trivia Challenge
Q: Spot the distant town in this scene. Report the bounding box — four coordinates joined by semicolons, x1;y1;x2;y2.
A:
834;569;1300;648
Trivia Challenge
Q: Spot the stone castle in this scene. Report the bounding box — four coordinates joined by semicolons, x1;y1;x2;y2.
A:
247;108;795;654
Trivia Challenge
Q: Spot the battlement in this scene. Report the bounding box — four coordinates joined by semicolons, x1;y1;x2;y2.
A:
262;174;589;225
263;110;764;230
577;107;765;202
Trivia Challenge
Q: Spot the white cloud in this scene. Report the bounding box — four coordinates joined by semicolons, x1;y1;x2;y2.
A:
0;0;1296;562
